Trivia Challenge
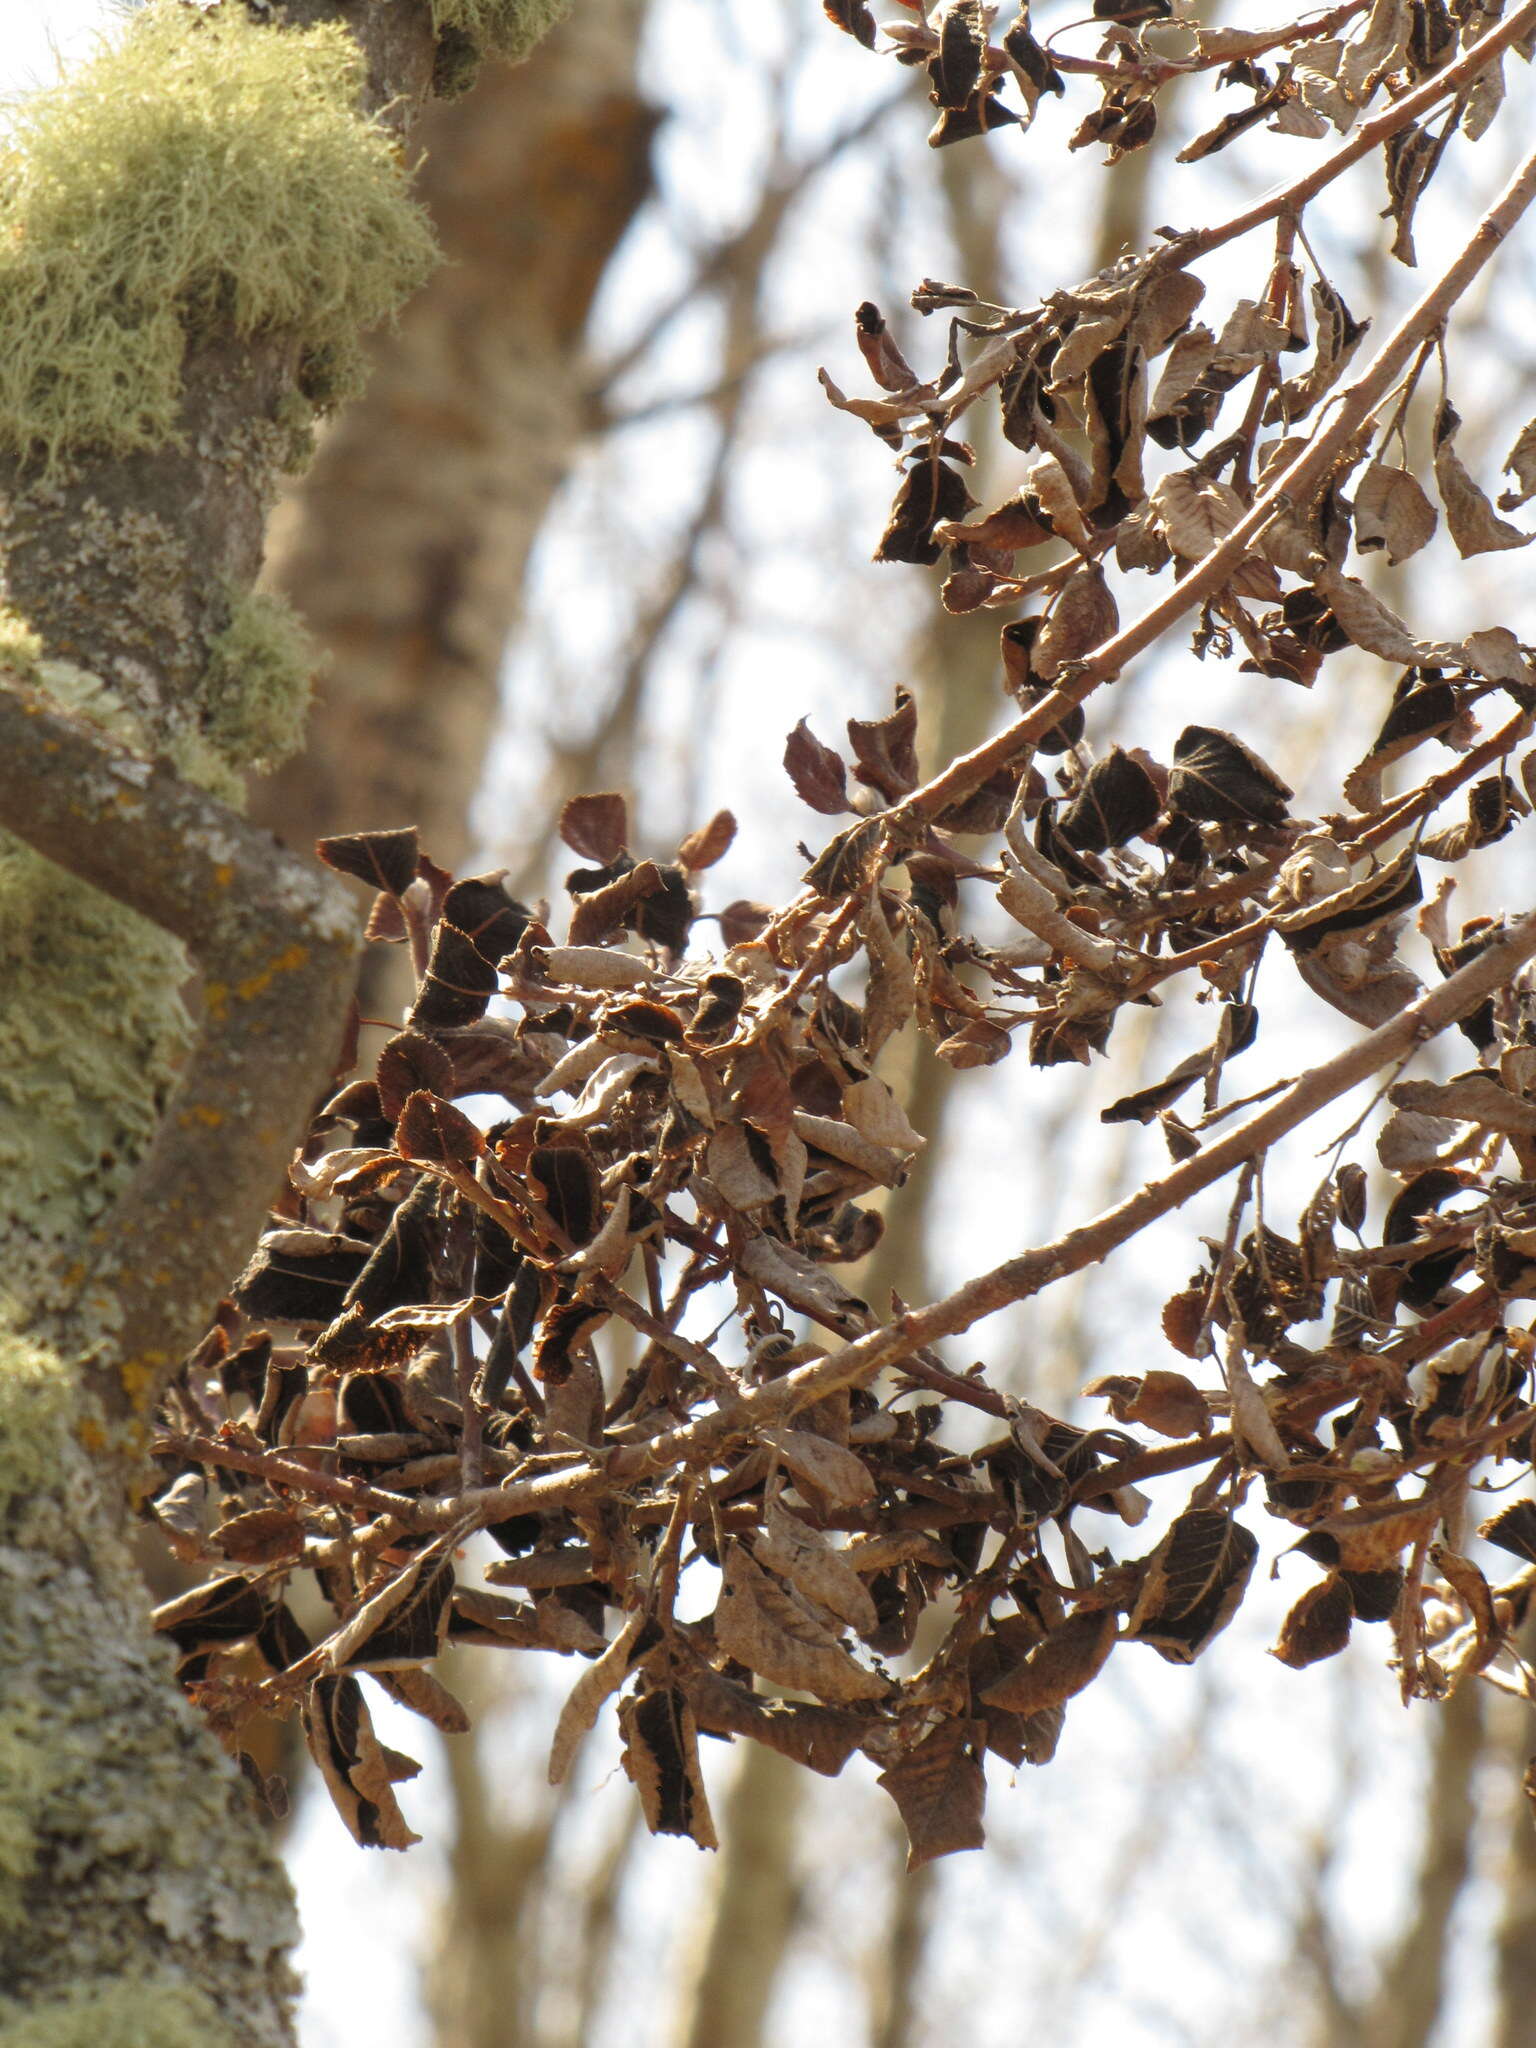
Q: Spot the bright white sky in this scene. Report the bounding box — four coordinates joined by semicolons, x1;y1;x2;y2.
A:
3;0;109;85
9;6;1536;2046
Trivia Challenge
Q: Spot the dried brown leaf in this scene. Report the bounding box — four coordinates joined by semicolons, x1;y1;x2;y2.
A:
980;1606;1116;1714
847;690;920;802
785;719;851;815
877;1719;987;1870
1389;1073;1536;1136
677;810;737;871
1499;416;1536;512
213;1506;305;1567
1273;1575;1354;1668
756;1497;880;1637
1435;407;1536;558
316;827;419;897
1032;562;1118;682
1126;1509;1257;1663
686;1662;868;1776
549;1610;647;1785
302;1675;421;1850
714;1544;889;1701
775;1430;878;1508
559;791;629;866
1353;461;1437;565
1480;1500;1536;1565
843;1074;925;1154
618;1687;717;1848
372;1668;470;1734
326;1554;454;1673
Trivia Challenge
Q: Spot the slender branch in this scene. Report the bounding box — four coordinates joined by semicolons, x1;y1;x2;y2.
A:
156;1431;433;1526
897;134;1536;825
896;0;1372;86
1351;706;1535;853
394;895;1536;1534
1163;0;1536;259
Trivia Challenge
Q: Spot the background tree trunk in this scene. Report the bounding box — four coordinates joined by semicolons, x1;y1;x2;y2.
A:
253;2;654;893
675;1745;806;2048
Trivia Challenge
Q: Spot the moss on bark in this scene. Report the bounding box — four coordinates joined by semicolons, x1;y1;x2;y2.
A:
0;1324;299;2042
0;2;438;476
428;0;574;64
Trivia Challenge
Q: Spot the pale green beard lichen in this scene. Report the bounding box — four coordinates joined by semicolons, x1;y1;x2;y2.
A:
0;1;439;474
428;0;574;63
200;587;319;774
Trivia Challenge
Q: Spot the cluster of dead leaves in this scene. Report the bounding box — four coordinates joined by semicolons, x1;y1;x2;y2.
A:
827;0;1525;182
144;691;1536;1867
147;801;1157;1865
140;2;1536;1868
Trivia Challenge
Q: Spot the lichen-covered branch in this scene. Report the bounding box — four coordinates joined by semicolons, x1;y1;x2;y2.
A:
0;3;577;2039
0;680;359;1440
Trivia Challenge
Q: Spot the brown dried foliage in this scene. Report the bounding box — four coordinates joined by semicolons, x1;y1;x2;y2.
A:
149;0;1536;1869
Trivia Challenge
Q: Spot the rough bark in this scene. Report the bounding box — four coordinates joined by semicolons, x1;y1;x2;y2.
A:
0;6;576;2039
0;1413;299;2045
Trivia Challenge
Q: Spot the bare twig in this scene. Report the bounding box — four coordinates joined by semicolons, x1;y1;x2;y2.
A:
387;897;1536;1535
897;134;1536;825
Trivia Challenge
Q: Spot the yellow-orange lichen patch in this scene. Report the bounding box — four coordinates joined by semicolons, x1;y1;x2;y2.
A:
236;942;312;1003
203;941;311;1024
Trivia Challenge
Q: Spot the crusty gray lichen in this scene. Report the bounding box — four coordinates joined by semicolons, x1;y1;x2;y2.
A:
0;1338;300;2044
0;818;192;1316
0;1979;225;2048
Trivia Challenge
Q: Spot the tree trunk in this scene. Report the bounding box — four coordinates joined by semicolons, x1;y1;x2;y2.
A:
1364;1680;1484;2048
0;1404;299;2042
1493;1621;1536;2048
0;8;576;2037
675;1744;806;2048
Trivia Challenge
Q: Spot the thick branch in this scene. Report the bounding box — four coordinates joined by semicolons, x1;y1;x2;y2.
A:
0;683;359;1433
